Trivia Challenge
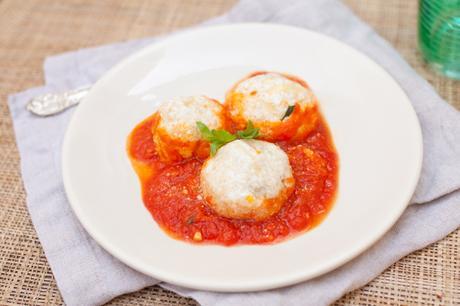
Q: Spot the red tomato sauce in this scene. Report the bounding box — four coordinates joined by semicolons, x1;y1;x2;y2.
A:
127;114;338;246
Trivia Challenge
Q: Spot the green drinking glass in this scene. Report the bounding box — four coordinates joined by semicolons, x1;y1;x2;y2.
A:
419;0;460;79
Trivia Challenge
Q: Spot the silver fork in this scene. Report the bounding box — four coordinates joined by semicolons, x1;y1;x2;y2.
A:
26;86;91;116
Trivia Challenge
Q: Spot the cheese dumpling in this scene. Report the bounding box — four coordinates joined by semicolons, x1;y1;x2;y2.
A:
152;95;225;162
225;72;318;141
200;139;294;221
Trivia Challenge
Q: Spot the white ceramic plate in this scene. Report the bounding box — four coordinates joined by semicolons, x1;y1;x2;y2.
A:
62;23;423;291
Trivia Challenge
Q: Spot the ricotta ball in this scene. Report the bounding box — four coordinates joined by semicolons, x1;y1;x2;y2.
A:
200;139;295;220
152;95;225;162
225;72;318;141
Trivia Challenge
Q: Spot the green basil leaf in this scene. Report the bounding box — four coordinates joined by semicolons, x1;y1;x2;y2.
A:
236;121;260;139
212;129;237;143
197;120;259;156
196;121;213;140
210;142;220;156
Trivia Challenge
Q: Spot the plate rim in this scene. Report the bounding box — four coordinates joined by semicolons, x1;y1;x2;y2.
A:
62;22;423;292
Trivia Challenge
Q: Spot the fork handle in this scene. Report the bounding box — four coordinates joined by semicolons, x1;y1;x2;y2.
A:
26;86;91;116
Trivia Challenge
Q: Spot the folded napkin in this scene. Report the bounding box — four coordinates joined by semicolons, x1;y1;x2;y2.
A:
8;0;460;305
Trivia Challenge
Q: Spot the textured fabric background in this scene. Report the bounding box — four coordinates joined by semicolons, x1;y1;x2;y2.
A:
0;0;458;305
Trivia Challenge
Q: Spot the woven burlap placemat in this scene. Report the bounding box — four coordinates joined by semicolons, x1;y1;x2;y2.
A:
0;0;458;305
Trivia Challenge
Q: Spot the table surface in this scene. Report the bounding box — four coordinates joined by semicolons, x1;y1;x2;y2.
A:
0;0;458;305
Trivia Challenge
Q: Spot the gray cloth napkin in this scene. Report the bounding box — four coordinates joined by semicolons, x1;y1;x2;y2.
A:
8;0;460;305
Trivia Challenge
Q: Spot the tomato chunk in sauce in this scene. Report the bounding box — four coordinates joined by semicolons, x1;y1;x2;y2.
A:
127;114;338;246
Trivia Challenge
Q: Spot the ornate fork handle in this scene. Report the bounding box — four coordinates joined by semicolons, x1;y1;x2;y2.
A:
26;86;91;116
